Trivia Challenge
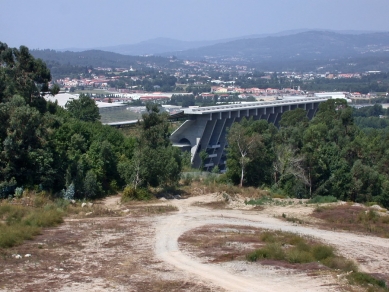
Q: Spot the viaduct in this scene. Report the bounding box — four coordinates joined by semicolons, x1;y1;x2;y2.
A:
170;96;330;171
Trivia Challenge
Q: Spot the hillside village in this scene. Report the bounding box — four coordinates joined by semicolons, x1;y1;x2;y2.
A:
53;65;385;105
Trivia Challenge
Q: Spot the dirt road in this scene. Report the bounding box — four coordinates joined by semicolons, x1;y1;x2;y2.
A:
155;195;389;292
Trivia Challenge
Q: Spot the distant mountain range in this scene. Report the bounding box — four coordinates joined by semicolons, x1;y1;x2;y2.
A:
32;30;389;73
61;29;378;56
163;31;389;62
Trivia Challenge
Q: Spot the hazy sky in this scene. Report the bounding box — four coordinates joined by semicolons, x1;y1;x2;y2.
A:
1;0;389;50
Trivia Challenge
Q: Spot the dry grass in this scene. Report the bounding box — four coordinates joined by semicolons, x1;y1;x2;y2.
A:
180;181;269;200
312;205;389;238
0;203;64;248
179;225;263;263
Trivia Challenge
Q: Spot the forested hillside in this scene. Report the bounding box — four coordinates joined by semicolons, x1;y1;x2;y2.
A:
2;42;389;208
30;49;180;69
226;101;389;207
0;43;182;199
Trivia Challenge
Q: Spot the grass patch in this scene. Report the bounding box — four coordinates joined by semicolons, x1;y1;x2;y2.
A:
312;205;389;238
247;230;341;265
0;204;64;248
246;229;386;291
245;196;295;207
347;272;387;291
307;195;337;204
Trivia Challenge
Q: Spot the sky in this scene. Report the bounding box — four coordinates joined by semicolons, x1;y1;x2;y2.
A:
1;0;389;50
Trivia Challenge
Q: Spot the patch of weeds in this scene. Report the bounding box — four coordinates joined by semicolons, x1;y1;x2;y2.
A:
312;205;389;237
0;204;63;248
347;272;387;291
307;195;337;204
245;196;273;206
246;229;386;291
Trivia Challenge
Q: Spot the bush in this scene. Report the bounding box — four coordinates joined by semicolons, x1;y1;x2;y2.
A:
14;187;23;198
63;183;75;200
312;244;334;261
181;173;193;186
122;186;152;202
286;249;313;263
246;243;285;262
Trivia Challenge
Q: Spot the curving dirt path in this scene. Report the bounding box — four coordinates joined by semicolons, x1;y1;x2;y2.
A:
154;195;389;292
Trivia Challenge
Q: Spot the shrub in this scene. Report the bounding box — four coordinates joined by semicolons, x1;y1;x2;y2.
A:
321;257;357;272
260;231;276;243
181;173;193;186
63;183;75;200
122;186;152;202
312;244;334;261
246;243;285;262
286;249;313;263
14;187;23;198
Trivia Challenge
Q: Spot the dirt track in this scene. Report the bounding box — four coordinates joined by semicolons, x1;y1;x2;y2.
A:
155;195;389;291
1;194;389;291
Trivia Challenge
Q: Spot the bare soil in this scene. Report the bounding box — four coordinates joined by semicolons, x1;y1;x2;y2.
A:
1;193;389;291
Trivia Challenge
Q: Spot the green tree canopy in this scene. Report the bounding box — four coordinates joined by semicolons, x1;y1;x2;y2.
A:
65;94;100;122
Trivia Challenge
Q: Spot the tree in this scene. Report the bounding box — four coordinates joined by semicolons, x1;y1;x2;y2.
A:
199;149;208;170
273;144;309;190
65;94;100;122
0;95;55;191
0;42;58;107
227;119;262;187
119;103;182;188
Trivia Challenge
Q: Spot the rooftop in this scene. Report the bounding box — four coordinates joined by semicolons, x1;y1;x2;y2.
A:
183;96;330;115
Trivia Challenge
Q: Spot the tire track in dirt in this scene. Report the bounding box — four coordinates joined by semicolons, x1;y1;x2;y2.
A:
155;196;375;292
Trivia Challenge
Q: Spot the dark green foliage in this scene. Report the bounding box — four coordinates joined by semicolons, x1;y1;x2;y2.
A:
226;118;275;187
0;42;138;198
65;93;100;122
118;103;182;189
0;42;56;106
0;96;56;192
225;99;389;207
